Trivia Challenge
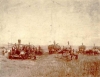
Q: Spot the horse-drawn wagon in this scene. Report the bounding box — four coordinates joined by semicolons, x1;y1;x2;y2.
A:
78;43;86;54
48;41;61;54
78;44;100;55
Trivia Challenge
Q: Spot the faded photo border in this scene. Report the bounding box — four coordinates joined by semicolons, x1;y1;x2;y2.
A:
0;0;100;77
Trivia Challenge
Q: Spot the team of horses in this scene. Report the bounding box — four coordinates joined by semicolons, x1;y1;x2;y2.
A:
80;49;100;55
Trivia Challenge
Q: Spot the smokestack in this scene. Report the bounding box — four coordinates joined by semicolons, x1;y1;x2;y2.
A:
18;39;21;44
18;39;21;49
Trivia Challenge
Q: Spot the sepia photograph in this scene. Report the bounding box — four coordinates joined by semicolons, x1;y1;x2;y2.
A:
0;0;100;77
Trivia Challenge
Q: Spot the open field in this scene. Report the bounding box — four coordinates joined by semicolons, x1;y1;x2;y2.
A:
0;49;100;77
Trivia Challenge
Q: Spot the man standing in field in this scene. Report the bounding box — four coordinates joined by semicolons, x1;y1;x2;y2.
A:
32;49;36;60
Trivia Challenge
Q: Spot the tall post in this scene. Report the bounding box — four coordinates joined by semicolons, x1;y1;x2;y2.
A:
68;41;69;45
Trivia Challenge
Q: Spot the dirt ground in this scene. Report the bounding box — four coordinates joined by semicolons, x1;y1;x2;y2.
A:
0;51;100;77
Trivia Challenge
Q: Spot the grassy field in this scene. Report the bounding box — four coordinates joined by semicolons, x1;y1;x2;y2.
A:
0;49;100;77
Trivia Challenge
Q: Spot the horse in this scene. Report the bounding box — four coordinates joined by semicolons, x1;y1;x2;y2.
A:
2;49;6;55
3;49;12;59
85;49;94;55
93;49;100;55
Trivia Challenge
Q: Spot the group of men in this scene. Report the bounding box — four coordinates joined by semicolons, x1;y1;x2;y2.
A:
11;44;37;59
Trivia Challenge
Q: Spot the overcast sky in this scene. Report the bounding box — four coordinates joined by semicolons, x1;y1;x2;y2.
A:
0;0;100;46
